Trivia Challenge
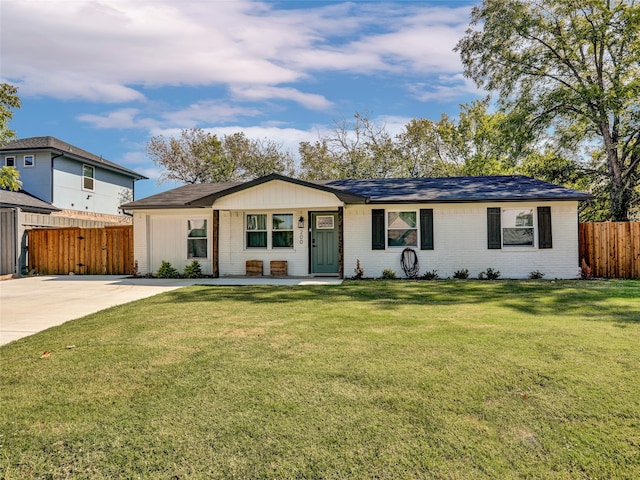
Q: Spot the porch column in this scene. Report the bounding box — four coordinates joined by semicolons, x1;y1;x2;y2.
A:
212;210;219;277
338;206;344;279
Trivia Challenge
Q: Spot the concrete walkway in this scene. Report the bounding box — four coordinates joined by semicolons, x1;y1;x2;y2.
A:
0;275;342;346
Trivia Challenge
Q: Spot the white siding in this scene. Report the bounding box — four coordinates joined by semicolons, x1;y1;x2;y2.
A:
215;180;343;210
218;209;314;276
133;209;213;275
343;202;580;279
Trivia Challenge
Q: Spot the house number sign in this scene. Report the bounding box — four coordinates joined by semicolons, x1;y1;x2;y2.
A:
299;229;304;245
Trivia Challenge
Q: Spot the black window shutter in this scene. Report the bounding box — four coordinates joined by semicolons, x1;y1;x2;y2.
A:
420;209;434;250
487;208;502;249
537;206;552;249
372;209;385;250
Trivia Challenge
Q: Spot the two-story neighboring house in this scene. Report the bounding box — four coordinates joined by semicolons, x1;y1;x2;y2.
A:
1;136;147;217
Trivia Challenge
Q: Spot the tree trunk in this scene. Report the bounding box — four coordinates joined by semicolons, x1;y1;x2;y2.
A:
601;124;630;222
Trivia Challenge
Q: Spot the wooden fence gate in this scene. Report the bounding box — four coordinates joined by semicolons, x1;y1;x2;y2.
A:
27;226;134;275
579;222;640;279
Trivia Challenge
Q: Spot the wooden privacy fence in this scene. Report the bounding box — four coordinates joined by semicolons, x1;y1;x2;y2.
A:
579;222;640;279
27;226;134;275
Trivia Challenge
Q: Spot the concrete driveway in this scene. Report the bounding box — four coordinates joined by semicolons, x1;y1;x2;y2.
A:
0;275;342;346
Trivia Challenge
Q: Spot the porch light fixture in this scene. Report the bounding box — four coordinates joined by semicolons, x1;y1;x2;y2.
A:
298;216;305;228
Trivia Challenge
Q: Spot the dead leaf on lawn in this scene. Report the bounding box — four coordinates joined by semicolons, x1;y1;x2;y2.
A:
40;351;51;359
66;345;76;349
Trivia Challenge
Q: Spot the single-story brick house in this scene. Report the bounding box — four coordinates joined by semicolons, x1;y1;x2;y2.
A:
121;174;591;279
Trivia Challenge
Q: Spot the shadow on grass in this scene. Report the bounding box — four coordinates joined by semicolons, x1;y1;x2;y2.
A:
152;280;640;324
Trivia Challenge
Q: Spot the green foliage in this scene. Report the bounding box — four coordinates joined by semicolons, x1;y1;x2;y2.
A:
1;281;639;478
381;268;397;279
456;0;640;220
453;268;469;279
183;260;204;279
148;129;294;184
421;269;440;280
478;268;501;280
0;83;20;148
0;166;22;191
529;270;546;280
156;261;180;279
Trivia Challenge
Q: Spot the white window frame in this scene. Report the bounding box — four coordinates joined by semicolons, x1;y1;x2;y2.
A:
4;156;15;167
82;164;95;191
272;213;294;249
246;214;268;249
23;155;34;167
187;218;208;259
245;213;294;250
387;210;418;248
502;208;535;248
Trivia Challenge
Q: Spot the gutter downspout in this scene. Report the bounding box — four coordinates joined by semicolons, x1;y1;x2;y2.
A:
50;151;64;205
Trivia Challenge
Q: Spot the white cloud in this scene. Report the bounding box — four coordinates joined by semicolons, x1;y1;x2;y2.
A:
160;101;262;129
78;109;149;129
230;86;333;111
2;0;472;104
408;74;483;102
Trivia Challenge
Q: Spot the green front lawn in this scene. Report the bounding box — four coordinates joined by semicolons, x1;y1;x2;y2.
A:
1;280;639;479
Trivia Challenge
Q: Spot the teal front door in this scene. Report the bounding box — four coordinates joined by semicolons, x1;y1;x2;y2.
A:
311;213;339;274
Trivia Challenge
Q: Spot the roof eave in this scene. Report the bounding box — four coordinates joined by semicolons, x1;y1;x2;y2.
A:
187;173;368;207
365;195;593;204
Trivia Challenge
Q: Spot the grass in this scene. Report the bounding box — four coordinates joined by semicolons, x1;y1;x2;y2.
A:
1;280;639;479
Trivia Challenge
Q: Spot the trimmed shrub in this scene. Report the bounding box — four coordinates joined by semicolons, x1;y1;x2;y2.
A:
184;260;204;279
479;268;501;280
381;269;397;279
157;261;180;279
453;269;469;279
529;270;545;280
421;269;439;280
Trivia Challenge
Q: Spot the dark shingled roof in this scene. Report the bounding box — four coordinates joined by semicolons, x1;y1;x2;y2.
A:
121;182;242;209
121;174;591;209
1;136;147;180
317;175;592;203
0;190;60;213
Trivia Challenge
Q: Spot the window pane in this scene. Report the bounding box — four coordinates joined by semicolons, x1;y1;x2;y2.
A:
247;214;266;231
188;219;207;238
388;229;417;247
6;157;15;167
272;231;293;248
503;228;534;246
247;231;267;248
83;165;94;179
502;209;533;227
188;239;207;258
388;211;416;229
273;214;293;230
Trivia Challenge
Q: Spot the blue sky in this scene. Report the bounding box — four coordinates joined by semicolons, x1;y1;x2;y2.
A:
2;0;483;199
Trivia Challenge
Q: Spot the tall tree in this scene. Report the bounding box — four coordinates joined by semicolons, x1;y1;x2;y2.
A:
456;0;640;221
396;100;517;177
147;129;293;184
1;83;21;147
0;83;22;191
298;112;397;180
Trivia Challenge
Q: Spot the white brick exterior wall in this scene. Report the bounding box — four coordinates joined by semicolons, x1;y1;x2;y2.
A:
343;202;580;279
132;197;580;279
